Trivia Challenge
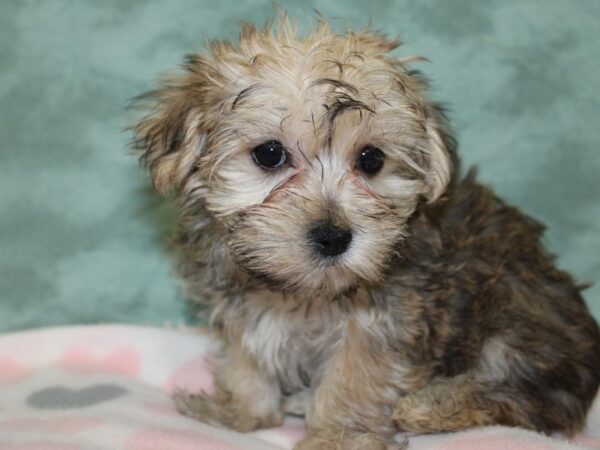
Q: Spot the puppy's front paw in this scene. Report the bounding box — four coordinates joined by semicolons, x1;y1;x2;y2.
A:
174;389;283;432
293;433;339;450
294;430;405;450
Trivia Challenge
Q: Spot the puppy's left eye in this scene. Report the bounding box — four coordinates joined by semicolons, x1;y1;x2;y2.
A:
252;140;287;170
357;145;385;175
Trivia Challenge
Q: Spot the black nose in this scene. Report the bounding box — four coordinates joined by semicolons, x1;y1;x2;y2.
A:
308;221;352;257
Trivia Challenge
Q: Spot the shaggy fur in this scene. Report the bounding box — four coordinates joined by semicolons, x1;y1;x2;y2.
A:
131;15;600;449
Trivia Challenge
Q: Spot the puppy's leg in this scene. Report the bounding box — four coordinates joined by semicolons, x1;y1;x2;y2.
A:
174;344;283;432
295;429;402;450
392;373;558;434
394;329;596;435
294;319;410;450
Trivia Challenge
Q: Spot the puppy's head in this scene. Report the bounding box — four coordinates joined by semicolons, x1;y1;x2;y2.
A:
132;17;455;297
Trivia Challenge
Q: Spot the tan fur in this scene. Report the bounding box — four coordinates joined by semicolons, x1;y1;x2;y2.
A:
131;14;600;450
174;343;283;431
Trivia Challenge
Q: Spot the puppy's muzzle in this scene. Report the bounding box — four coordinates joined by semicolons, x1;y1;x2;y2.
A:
308;221;352;257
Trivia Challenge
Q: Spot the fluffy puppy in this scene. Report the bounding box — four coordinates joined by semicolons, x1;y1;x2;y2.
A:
131;16;600;449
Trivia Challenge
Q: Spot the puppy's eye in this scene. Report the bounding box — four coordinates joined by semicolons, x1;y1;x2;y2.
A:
252;140;287;170
357;145;385;175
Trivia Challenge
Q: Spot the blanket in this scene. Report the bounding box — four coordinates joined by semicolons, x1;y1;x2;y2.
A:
0;325;598;449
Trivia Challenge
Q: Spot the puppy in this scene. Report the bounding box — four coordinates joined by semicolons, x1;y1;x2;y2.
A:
131;16;600;449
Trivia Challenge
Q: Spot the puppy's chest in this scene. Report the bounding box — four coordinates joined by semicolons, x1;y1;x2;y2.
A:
237;293;344;389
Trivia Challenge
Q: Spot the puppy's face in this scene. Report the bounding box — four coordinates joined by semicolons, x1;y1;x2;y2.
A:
133;20;454;297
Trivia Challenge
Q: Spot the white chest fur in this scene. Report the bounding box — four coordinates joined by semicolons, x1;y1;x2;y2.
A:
238;291;345;391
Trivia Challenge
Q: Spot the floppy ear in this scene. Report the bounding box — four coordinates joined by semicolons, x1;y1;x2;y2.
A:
422;104;457;203
131;73;208;195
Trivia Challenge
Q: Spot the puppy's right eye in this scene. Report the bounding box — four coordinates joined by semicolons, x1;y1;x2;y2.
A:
252;140;287;170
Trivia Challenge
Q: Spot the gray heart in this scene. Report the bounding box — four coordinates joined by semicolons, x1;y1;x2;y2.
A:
27;384;128;409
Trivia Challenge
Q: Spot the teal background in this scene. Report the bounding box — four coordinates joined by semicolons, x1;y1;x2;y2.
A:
1;0;599;332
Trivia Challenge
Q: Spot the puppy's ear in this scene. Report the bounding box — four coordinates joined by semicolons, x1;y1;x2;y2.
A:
131;68;210;195
422;104;457;203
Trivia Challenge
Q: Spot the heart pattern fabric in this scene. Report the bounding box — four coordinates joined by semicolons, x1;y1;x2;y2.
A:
0;325;598;449
27;384;128;409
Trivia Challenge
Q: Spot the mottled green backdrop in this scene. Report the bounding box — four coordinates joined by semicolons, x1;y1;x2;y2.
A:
1;0;599;331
